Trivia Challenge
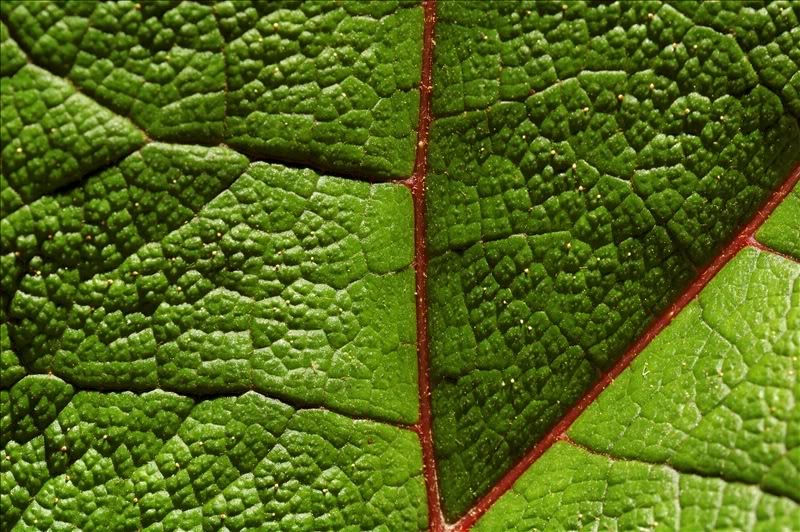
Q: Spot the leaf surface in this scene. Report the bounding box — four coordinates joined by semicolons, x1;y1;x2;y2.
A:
474;247;800;530
1;0;422;177
1;377;427;530
1;4;424;529
426;1;800;519
757;182;800;258
2;1;799;531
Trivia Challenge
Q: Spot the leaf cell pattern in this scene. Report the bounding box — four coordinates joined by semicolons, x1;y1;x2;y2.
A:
1;0;423;178
475;248;800;530
2;1;799;530
1;377;427;531
426;1;800;518
1;3;424;530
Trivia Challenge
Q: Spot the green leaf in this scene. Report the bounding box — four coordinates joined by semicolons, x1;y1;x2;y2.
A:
1;64;145;211
1;2;423;525
474;247;800;530
1;376;426;530
0;22;26;78
757;183;800;258
2;1;799;530
427;1;800;519
475;441;799;531
4;143;417;423
220;1;423;177
1;0;423;176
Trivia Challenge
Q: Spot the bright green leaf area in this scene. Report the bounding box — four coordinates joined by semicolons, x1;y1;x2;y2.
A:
476;247;800;530
0;1;423;178
1;376;427;531
757;182;800;259
427;1;800;519
1;3;425;526
476;441;799;532
1;64;145;213
2;143;418;424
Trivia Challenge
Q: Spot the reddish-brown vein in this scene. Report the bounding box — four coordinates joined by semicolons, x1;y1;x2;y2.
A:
406;1;445;531
452;161;800;531
748;237;800;265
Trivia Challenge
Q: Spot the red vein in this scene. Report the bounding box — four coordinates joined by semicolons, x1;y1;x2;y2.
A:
748;237;800;264
405;1;444;530
453;161;800;531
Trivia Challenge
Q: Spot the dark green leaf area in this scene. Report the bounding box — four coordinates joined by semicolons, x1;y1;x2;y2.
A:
427;0;800;519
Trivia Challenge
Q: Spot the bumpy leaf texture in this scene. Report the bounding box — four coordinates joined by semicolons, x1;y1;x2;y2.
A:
0;1;798;531
426;1;800;522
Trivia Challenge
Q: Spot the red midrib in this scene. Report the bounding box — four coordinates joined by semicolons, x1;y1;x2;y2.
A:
452;161;800;531
407;1;445;531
